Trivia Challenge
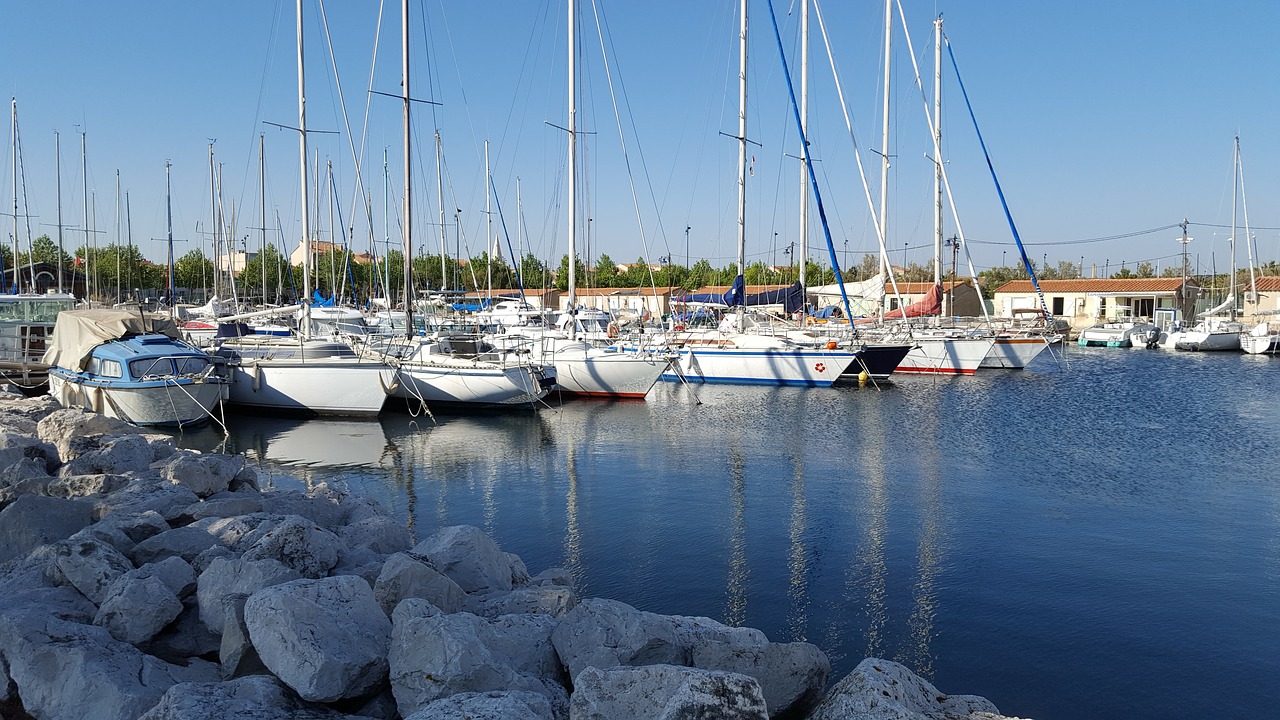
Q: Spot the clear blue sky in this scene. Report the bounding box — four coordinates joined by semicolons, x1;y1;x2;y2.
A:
3;1;1278;280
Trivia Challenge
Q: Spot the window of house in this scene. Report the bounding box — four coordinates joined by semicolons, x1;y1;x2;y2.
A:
1052;296;1065;315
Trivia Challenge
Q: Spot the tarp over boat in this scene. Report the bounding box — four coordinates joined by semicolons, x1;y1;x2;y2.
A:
881;284;942;320
674;277;806;314
42;308;181;372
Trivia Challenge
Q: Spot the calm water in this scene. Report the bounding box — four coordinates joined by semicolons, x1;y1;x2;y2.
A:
179;346;1280;720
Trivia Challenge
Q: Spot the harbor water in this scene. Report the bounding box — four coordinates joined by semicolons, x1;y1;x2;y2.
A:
180;346;1280;719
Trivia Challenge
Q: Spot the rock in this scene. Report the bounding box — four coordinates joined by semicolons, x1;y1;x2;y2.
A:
160;451;245;499
144;595;223;663
58;433;155;476
404;691;556;720
391;597;441;625
130;525;226;566
389;610;567;717
506;552;532;586
550;598;684;682
195;513;286;552
0;607;219;720
0;455;54;491
240;515;342;579
341;515;412;555
196;557;302;634
340;494;392;525
809;658;1014;720
467;585;578;620
0;430;56;477
259;489;345;529
569;664;768;720
219;593;267;679
49;472;132;499
93;478;201;523
411;525;513;595
690;637;828;717
228;466;260;493
374;552;466;615
36;407;139;462
354;687;401;720
137;674;371;720
94;573;185;645
0;391;59;429
121;555;198;599
0;495;93;564
91;509;171;547
529;567;574;588
52;537;135;604
244;575;392;703
182;493;264;520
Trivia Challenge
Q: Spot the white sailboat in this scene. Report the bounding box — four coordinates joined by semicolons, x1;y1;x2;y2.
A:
661;0;859;387
214;0;393;417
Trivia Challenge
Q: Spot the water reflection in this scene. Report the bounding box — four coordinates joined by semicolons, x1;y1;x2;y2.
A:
787;452;809;642
725;449;748;628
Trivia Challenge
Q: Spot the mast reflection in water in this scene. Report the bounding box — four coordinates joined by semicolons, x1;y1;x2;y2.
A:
179;349;1280;720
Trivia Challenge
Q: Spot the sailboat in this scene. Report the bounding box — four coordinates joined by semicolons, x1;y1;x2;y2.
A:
213;0;394;417
659;0;859;387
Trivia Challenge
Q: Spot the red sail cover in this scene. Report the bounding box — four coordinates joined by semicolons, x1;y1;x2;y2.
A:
881;284;942;320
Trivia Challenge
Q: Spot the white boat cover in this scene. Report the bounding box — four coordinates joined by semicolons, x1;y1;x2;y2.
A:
42;308;181;371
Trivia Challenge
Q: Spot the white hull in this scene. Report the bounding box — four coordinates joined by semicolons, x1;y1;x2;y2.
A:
896;336;994;376
227;360;392;416
49;373;224;427
546;346;668;398
1241;334;1280;355
980;335;1058;369
660;336;857;386
390;362;548;407
1077;322;1152;348
1171;329;1241;352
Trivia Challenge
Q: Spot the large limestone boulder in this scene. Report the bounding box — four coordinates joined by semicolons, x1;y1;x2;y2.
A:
0;430;56;479
196;557;302;634
182;493;265;521
259;488;346;529
143;596;222;664
36;408;139;462
466;585;578;620
404;691;557;720
411;525;514;595
0;494;93;563
239;515;342;578
92;478;202;523
373;552;466;615
219;593;267;679
389;607;566;717
137;674;373;720
341;514;412;555
550;598;684;682
809;658;1026;720
52;536;135;604
130;525;227;566
244;575;393;703
569;664;769;720
58;433;157;476
94;573;185;645
160;451;245;499
71;509;170;555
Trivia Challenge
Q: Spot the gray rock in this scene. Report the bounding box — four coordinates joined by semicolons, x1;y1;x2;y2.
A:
809;658;1013;720
228;466;260;493
160;450;244;498
49;472;132;499
52;537;135;604
244;575;392;703
690;638;829;717
0;606;219;720
0;494;93;563
259;489;345;529
550;598;684;682
506;552;532;587
219;593;268;679
354;687;401;720
330;546;387;588
340;494;392;525
391;597;442;625
529;567;574;588
341;515;412;554
93;478;201;523
182;494;264;520
374;552;466;615
130;525;226;566
143;596;223;663
467;585;578;620
0;430;56;477
0;455;53;490
389;610;567;717
0;652;12;703
569;664;768;720
192;545;235;574
196;557;302;634
404;691;556;720
117;555;198;599
240;515;342;578
474;613;562;680
137;674;371;720
93;509;172;546
94;573;185;645
59;433;155;476
36;407;140;462
411;525;513;595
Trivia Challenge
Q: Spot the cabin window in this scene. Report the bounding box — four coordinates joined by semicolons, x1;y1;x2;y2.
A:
1051;297;1065;315
99;359;123;379
174;357;210;375
129;358;172;378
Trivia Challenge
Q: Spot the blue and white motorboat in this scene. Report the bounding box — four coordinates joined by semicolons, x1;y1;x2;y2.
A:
43;309;227;427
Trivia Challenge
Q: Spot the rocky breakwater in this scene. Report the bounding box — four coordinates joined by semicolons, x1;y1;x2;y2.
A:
0;389;1029;720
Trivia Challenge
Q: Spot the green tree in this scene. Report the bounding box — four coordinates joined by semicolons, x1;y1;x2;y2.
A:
1136;261;1155;278
175;249;214;295
21;235;75;270
593;254;619;287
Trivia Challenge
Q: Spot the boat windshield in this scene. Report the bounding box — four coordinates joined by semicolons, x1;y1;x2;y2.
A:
0;298;77;324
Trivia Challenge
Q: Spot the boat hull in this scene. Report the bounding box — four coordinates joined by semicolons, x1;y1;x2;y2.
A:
661;345;858;387
895;336;994;376
839;343;912;382
549;348;669;398
980;335;1058;369
49;373;224;427
226;360;392;416
390;363;549;407
1241;331;1280;355
1172;330;1241;352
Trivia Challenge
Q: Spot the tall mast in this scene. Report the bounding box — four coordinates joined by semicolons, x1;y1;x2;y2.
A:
55;131;64;294
260;133;267;305
115;169;121;301
401;0;413;338
1230;135;1238;321
11;99;19;293
798;0;808;297
933;16;944;312
209;143;220;301
735;0;748;333
165;161;175;316
485;140;492;300
125;192;132;298
297;0;312;331
81;131;89;299
877;0;892;283
436;131;446;292
567;0;578;317
383;147;390;305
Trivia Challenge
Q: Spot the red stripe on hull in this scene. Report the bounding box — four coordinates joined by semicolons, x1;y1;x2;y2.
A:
893;366;978;376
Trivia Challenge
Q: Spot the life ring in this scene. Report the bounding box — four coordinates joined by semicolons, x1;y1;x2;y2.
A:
607;322;619;339
825;340;838;350
673;324;686;332
804;317;815;327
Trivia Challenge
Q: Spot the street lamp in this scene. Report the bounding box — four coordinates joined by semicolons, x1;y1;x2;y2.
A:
685;225;691;269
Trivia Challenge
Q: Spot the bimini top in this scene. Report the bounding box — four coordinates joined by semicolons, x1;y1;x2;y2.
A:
43;308;181;371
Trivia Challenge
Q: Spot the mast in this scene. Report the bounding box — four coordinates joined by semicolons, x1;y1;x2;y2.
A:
260;133;267;305
11;99;19;293
125;192;132;298
735;0;748;333
209;143;220;301
55;131;64;294
798;0;808;299
485;140;492;301
567;0;578;322
933;16;944;313
81;131;89;300
165;161;175;317
115;169;121;301
436;131;446;292
877;0;891;284
1229;135;1238;321
401;0;412;338
382;147;390;305
297;0;312;332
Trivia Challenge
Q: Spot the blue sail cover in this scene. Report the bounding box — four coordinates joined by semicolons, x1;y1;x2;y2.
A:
674;277;804;314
